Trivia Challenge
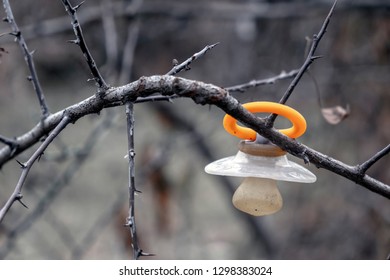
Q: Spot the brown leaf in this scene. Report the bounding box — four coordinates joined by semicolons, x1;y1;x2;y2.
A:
321;104;350;125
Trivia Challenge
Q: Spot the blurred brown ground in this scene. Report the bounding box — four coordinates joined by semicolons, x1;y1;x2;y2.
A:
0;0;389;259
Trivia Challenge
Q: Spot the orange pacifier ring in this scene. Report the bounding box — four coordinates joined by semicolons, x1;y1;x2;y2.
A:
223;101;307;141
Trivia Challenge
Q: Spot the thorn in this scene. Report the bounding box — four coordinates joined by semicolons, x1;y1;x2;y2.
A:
27;76;33;81
129;149;136;158
311;55;323;60
67;39;79;45
15;159;26;169
37;152;44;162
172;59;179;66
16;193;28;209
124;217;133;227
74;1;85;11
137;250;155;258
135;189;142;194
209;42;220;48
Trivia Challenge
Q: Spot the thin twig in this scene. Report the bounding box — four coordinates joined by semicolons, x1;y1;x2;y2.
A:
166;42;219;76
60;0;109;90
0;115;71;223
125;102;154;259
135;95;177;103
226;69;300;93
125;102;150;259
357;144;390;175
2;0;49;118
266;0;338;127
130;42;220;103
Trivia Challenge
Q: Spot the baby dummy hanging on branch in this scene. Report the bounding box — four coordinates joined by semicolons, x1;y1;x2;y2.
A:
205;101;316;216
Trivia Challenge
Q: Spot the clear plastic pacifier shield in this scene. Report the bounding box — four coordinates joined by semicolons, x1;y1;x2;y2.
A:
205;141;316;183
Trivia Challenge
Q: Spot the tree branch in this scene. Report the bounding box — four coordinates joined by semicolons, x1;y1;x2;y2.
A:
0;115;71;223
166;42;219;75
0;75;388;201
124;102;153;259
357;144;390;175
226;69;300;93
266;0;337;127
60;0;109;90
2;0;49;118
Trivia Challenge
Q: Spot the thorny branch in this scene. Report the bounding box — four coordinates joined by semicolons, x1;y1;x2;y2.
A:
60;0;109;90
125;103;153;259
266;0;338;127
2;0;49;118
0;75;388;200
0;115;71;223
226;69;300;93
166;42;220;75
124;102;139;259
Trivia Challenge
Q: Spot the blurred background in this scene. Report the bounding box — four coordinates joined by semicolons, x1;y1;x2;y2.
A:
0;0;389;259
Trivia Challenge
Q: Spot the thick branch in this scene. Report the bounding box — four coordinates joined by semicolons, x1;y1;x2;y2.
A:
0;75;388;199
2;0;49;118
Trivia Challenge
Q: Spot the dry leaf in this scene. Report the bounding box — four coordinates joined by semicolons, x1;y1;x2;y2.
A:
321;105;350;125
